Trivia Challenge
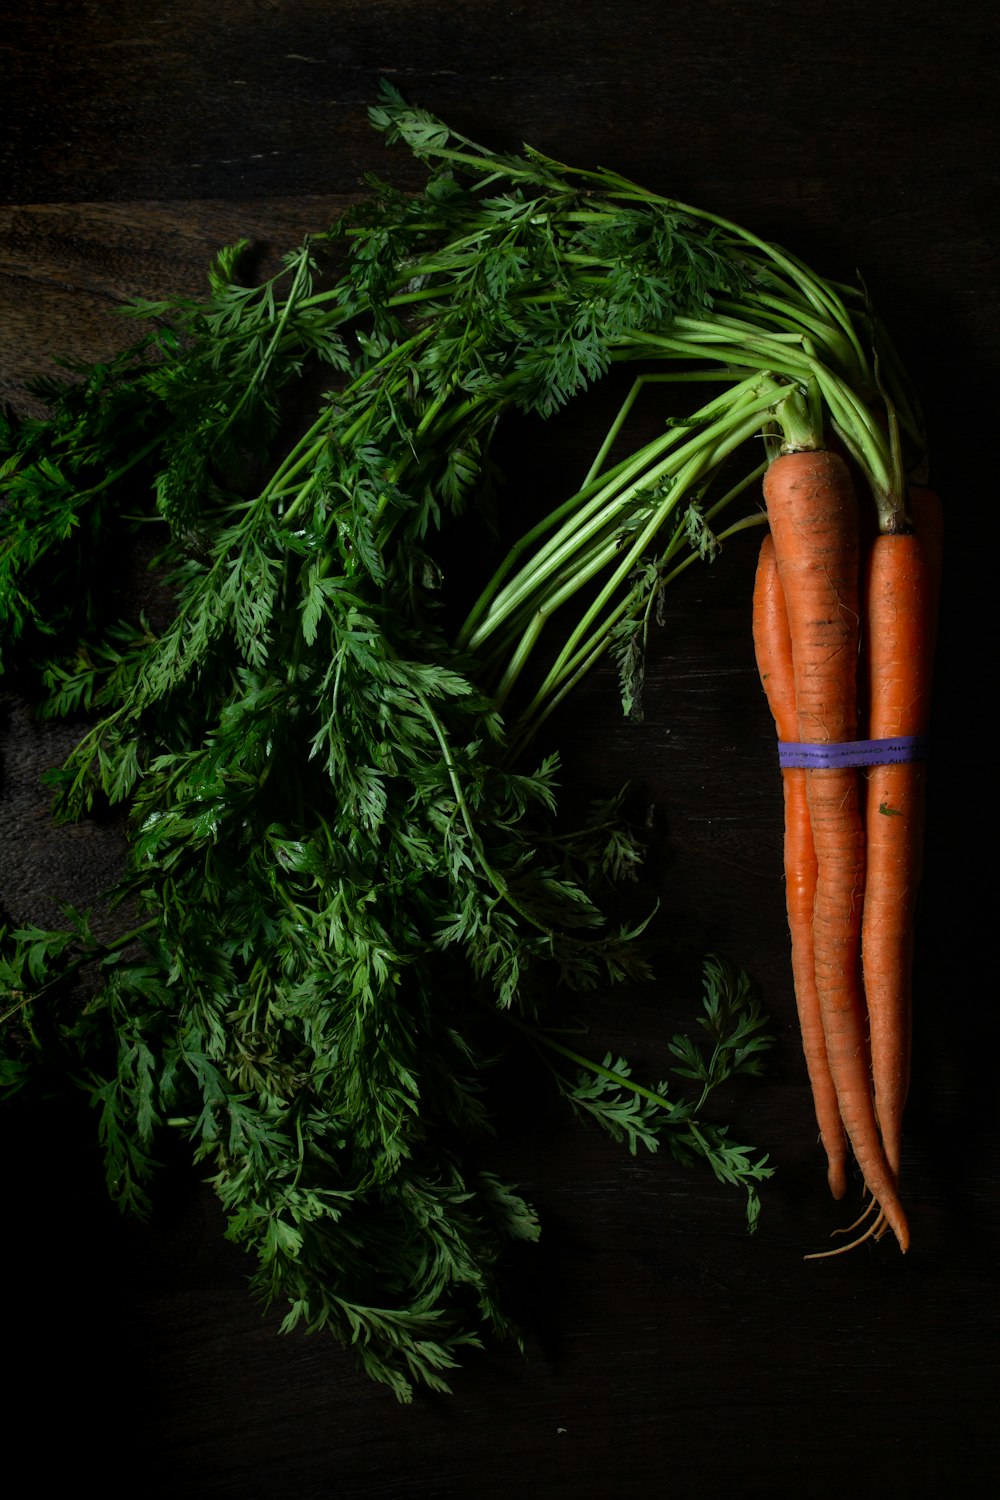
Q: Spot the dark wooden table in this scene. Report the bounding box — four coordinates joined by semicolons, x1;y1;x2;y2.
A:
3;4;998;1494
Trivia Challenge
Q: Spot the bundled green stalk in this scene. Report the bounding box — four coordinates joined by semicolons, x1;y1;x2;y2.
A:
0;87;920;1398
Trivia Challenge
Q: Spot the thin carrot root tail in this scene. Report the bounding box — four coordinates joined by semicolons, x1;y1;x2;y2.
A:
830;1196;879;1238
804;1210;888;1261
863;1180;909;1252
862;1190;908;1252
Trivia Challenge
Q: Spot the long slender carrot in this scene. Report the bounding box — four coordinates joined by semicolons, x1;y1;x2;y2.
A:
764;447;909;1251
861;488;942;1179
752;532;848;1199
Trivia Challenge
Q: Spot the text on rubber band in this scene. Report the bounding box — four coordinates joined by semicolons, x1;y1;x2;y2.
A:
777;735;930;769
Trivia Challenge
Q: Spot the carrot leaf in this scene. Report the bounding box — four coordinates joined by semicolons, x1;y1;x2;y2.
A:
0;86;923;1397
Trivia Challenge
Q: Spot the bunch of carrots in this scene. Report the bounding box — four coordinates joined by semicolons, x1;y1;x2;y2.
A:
752;445;941;1254
360;100;940;1250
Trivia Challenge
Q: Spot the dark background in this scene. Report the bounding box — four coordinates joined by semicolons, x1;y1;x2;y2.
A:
2;3;997;1495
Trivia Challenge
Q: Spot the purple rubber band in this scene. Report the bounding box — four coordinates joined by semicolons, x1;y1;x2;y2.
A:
777;735;930;769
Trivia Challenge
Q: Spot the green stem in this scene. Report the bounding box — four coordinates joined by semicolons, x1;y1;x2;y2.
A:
523;472;770;725
225;247;315;435
483;389;783;707
414;688;559;945
508;1014;686;1117
458;373;772;653
0;917;160;1025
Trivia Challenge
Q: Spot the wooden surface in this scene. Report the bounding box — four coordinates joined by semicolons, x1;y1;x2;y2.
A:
2;3;998;1495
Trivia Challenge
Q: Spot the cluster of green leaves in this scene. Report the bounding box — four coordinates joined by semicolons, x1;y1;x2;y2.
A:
530;956;774;1227
0;86;782;1400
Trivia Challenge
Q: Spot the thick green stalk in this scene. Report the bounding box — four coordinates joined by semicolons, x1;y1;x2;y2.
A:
493;406;773;720
458;373;773;653
467;379;785;692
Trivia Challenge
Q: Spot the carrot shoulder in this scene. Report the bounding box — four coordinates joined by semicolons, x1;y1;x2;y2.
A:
861;490;942;1179
764;447;909;1251
752;532;848;1199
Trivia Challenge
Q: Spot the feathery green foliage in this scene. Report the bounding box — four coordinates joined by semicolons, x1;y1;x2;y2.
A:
0;86;926;1397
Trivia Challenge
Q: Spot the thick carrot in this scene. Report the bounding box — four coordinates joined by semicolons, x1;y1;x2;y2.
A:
764;447;909;1251
752;532;848;1199
861;488;942;1179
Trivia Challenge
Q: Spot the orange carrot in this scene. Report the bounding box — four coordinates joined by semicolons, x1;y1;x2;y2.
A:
752;532;848;1199
764;447;909;1251
861;489;942;1179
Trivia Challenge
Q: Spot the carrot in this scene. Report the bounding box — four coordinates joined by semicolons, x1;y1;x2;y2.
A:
861;488;942;1179
752;532;848;1199
764;447;909;1251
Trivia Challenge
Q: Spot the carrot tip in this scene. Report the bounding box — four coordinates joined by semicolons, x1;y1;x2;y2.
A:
827;1164;848;1201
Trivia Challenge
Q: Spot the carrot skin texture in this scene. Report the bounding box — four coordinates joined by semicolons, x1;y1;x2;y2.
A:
861;491;942;1179
752;534;848;1199
764;448;909;1251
